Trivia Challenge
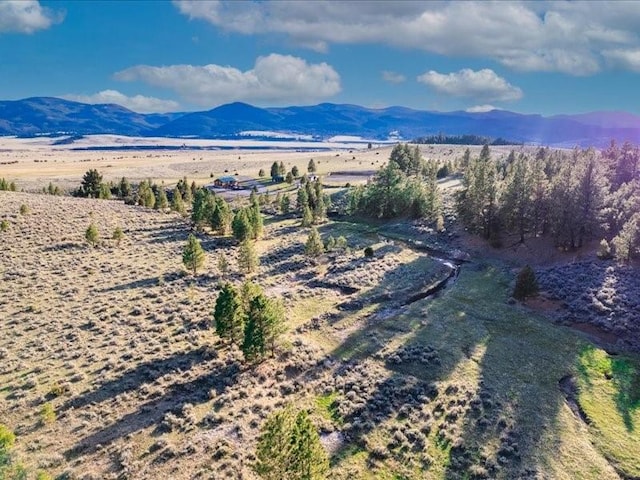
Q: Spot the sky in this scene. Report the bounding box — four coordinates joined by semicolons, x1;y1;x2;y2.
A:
1;0;640;115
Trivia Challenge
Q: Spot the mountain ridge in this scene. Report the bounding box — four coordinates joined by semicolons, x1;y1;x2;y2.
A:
1;97;639;147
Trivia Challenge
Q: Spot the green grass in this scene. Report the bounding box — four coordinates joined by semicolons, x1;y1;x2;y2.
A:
576;345;640;477
315;392;343;425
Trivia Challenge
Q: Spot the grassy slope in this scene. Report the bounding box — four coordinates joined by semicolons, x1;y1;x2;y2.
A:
0;192;638;479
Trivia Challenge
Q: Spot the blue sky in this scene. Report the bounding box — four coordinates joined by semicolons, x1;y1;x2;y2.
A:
1;1;640;115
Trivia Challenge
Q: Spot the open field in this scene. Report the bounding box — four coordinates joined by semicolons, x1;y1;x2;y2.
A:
0;136;531;192
1;186;638;479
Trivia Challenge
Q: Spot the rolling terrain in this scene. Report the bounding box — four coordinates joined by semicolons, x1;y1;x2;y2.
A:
1;182;638;479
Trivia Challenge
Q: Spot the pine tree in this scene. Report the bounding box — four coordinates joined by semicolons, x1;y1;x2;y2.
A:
99;182;111;199
255;406;295;480
270;161;280;181
501;154;533;243
288;410;329;479
183;234;206;275
305;228;324;256
213;283;245;345
80;169;103;198
280;194;290;215
241;293;285;362
238;239;259;274
513;265;538;300
308;158;316;173
301;205;313;227
232;208;254;242
248;205;264;239
612;214;639;263
292;166;300;177
156;187;169;210
85;223;99;248
255;407;328;480
119;177;131;198
172;188;186;215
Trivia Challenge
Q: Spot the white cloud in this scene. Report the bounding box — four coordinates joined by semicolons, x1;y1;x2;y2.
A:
466;105;497;113
173;1;640;75
602;48;640;72
62;90;180;113
0;1;63;34
114;54;341;106
417;69;523;102
381;71;406;84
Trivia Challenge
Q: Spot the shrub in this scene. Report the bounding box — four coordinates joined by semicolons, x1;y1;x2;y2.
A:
364;246;374;258
112;226;124;246
0;220;8;232
0;424;15;451
85;223;99;247
40;403;56;424
597;239;613;260
513;265;538;300
19;204;29;215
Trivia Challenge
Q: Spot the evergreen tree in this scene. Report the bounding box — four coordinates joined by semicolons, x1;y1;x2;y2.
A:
213;283;245;345
288;410;329;479
308;158;316;173
118;177;131;198
286;172;294;184
171;187;186;215
192;188;215;228
99;183;112;199
501;154;533;242
80;169;103;198
612;214;639;263
85;223;99;247
238;239;259;274
232;208;254;242
259;168;265;177
291;165;300;177
513;265;538;300
241;293;285;361
156;187;169;210
301;205;313;227
210;198;232;235
280;194;290;215
248;205;264;239
183;234;206;275
255;407;328;480
279;161;286;176
305;227;324;256
270;161;280;181
297;187;309;213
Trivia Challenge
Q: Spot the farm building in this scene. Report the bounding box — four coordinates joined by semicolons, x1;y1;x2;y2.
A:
213;176;239;189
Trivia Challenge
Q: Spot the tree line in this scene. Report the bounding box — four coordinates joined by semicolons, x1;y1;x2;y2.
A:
456;142;640;261
347;143;442;222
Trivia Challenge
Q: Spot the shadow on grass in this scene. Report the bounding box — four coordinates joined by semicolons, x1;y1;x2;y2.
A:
323;253;594;478
63;346;243;458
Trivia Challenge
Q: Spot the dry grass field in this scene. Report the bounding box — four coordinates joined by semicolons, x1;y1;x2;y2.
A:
1;142;638;480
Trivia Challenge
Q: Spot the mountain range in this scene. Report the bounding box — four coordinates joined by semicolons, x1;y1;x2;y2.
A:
1;97;639;147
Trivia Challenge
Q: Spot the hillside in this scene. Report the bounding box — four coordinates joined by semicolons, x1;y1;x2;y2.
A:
1;190;638;479
1;97;640;147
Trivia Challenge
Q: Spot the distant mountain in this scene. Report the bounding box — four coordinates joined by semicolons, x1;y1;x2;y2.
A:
0;97;183;136
0;97;639;147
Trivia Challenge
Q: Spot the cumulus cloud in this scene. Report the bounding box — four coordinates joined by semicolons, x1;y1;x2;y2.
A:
0;1;63;34
602;48;640;72
62;90;180;113
114;54;341;106
466;105;497;113
381;71;406;84
417;69;522;103
173;1;640;75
